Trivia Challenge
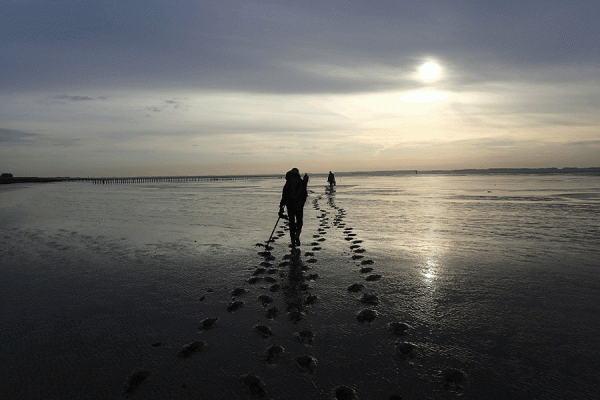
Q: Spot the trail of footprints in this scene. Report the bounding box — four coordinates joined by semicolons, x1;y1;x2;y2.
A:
128;189;465;398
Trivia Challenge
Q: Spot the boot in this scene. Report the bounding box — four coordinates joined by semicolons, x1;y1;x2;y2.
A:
290;232;296;247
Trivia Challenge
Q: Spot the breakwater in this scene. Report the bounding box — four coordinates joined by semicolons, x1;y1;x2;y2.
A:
87;175;282;184
1;175;283;185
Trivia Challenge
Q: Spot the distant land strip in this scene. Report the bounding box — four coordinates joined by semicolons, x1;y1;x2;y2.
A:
1;167;599;185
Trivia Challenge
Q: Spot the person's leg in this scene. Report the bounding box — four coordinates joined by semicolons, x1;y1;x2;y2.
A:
287;207;297;246
296;208;304;244
294;208;304;245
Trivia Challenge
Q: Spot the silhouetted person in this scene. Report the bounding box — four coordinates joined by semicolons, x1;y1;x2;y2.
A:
279;168;309;247
327;171;336;187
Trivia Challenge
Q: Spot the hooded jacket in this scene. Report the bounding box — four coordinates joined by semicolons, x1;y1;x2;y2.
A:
279;168;308;211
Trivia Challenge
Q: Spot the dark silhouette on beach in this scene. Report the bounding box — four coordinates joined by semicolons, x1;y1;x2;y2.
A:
327;171;336;187
279;168;309;247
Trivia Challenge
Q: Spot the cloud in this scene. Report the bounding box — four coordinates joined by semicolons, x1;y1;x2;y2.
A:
53;94;95;101
142;99;184;116
0;128;38;144
2;0;598;96
0;128;78;147
47;94;106;104
566;140;600;147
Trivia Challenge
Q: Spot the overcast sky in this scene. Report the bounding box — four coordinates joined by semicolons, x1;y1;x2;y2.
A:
1;0;599;177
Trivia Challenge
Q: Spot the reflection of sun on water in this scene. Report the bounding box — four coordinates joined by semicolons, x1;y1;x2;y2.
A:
423;257;437;284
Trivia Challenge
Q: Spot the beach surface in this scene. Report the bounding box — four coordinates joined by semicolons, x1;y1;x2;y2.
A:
1;175;599;399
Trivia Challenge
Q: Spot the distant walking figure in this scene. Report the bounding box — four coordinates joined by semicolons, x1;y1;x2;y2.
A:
279;168;309;247
327;171;336;187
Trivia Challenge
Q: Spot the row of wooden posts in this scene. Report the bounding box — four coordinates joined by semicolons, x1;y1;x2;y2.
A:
88;176;282;184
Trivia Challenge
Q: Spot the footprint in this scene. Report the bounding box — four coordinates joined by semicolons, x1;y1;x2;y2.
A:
294;330;315;344
352;255;364;260
231;288;248;296
360;267;373;273
317;238;326;242
442;368;467;390
347;283;365;292
360;259;374;265
266;344;284;363
334;386;356;400
200;317;218;330
307;258;317;263
396;342;417;358
352;240;363;244
353;249;366;253
226;300;244;312
258;294;273;306
269;284;281;292
265;307;280;319
365;274;381;281
356;309;378;322
241;372;267;397
254;324;274;338
296;355;318;373
349;245;360;249
125;370;151;394
289;310;306;323
305;294;318;305
360;293;380;305
388;322;412;336
177;341;206;357
312;247;322;251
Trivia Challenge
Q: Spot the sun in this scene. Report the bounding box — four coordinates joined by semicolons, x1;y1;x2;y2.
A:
419;62;441;80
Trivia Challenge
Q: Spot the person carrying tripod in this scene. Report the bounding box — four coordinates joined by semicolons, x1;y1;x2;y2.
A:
279;168;309;247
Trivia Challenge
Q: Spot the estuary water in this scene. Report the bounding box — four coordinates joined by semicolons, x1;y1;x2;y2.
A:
1;172;599;399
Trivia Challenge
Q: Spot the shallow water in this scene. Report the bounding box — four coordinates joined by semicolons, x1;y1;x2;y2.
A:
1;174;599;399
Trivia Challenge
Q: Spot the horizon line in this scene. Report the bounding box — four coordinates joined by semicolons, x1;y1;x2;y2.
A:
2;166;600;180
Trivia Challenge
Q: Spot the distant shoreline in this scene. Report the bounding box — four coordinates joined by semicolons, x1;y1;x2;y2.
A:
1;167;599;185
340;167;600;177
0;177;71;185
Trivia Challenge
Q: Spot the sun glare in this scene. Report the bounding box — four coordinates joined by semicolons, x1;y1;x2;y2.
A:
400;91;448;103
419;62;441;80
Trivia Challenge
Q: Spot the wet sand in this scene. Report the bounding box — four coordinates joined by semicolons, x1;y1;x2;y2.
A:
2;184;599;399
